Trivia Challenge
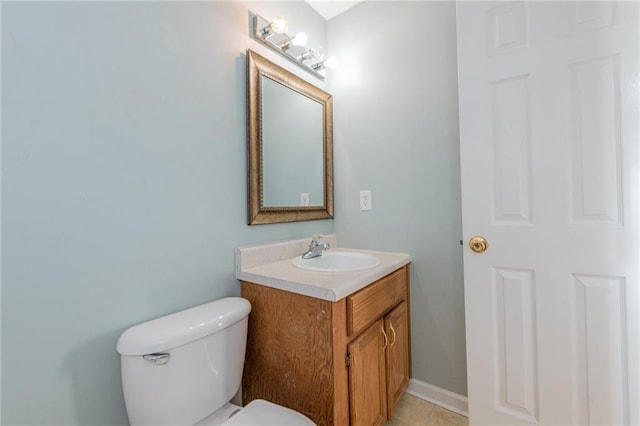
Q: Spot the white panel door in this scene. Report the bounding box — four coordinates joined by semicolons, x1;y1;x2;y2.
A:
457;2;639;424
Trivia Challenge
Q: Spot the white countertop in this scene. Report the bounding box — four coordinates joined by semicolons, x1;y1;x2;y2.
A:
235;235;412;301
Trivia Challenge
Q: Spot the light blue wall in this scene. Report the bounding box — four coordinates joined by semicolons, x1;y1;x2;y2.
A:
1;2;330;424
328;2;467;396
3;1;467;424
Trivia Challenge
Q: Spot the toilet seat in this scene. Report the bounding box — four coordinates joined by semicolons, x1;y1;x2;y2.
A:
222;399;315;426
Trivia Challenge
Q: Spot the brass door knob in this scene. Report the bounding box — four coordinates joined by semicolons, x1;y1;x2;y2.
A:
469;236;488;253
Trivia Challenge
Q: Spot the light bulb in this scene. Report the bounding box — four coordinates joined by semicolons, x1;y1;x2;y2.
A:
269;16;288;34
280;32;308;51
323;56;338;69
311;55;338;71
291;32;308;47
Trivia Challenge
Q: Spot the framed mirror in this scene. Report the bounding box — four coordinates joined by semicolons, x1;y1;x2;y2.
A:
247;49;333;225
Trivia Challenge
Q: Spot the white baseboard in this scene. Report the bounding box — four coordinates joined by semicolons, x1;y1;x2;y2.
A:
406;378;469;417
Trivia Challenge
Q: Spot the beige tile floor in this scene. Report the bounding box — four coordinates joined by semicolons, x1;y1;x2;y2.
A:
387;394;468;426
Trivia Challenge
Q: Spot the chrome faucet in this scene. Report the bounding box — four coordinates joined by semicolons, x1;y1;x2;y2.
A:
301;233;330;259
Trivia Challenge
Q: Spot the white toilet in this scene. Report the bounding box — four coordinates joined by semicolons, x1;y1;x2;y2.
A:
116;297;315;425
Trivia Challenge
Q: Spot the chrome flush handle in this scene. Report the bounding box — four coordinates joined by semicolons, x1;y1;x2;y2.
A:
143;353;170;365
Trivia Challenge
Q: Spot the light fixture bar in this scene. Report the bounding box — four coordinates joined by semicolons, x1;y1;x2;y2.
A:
253;14;335;80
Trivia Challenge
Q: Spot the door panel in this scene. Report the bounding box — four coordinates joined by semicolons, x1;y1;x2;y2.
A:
493;268;538;421
348;319;387;426
384;301;410;418
571;274;629;425
457;2;639;424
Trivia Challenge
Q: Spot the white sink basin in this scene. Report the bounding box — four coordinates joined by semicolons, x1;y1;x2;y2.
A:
292;251;381;272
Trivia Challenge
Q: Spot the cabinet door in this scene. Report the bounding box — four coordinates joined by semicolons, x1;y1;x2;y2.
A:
348;318;387;426
385;301;410;418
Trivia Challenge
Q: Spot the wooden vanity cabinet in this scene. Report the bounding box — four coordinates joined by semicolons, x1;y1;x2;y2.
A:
345;268;411;425
240;265;411;426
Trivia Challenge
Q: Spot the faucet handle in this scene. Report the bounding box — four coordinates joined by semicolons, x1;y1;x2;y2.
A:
311;233;324;244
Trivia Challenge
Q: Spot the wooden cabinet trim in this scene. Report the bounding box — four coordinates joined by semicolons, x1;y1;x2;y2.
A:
331;297;350;425
347;267;408;337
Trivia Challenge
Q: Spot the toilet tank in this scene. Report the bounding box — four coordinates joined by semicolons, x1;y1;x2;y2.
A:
116;297;252;425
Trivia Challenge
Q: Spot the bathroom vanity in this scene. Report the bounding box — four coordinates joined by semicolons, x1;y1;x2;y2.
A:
236;236;412;426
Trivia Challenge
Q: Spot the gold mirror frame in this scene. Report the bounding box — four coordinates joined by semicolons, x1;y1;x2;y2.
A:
247;49;334;225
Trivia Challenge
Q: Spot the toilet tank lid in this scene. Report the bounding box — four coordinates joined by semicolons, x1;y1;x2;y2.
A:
116;297;251;355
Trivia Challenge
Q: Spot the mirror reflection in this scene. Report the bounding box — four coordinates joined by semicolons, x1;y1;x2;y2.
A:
262;77;324;207
247;49;333;225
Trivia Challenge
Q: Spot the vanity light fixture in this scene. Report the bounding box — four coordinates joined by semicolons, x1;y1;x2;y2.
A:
253;14;337;80
297;48;323;62
279;32;308;51
312;56;338;71
259;15;288;39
